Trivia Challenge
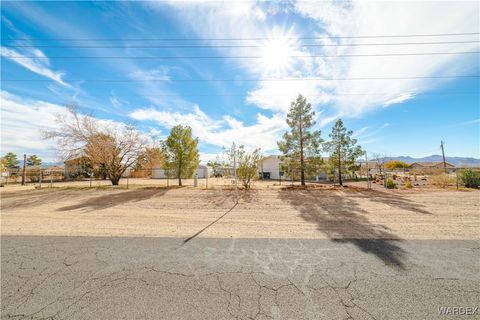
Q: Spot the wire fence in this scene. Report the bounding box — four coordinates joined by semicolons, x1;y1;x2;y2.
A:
0;165;476;189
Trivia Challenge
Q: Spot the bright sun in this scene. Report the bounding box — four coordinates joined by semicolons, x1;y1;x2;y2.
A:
260;37;295;74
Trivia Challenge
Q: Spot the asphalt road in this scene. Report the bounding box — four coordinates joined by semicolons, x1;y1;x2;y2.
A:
1;236;479;320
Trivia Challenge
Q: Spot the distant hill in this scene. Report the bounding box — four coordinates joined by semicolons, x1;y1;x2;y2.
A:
16;161;64;168
380;155;480;168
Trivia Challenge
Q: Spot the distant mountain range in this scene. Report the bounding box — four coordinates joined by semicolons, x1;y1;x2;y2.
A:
379;155;480;167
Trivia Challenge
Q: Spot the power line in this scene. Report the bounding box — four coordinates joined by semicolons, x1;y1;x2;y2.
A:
3;40;479;48
8;31;480;42
3;51;479;59
3;75;479;83
84;92;480;97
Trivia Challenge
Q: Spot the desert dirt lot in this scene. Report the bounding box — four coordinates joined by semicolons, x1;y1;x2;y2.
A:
1;179;479;240
2;180;479;320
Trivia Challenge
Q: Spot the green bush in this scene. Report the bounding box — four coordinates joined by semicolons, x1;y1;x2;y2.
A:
459;169;480;189
386;178;396;189
405;181;413;189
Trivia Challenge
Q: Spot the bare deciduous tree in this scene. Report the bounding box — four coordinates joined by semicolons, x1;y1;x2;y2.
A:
43;106;147;185
371;152;387;175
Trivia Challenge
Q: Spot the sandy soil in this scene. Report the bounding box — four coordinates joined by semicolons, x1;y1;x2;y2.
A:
1;181;479;240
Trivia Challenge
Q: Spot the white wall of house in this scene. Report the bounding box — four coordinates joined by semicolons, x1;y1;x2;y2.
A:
258;156;283;180
259;155;329;180
152;166;212;179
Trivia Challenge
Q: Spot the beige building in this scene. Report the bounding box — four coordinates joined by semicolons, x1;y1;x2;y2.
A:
409;162;455;170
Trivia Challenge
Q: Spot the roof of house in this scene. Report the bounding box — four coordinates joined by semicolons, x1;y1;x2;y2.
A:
64;154;87;163
410;161;455;168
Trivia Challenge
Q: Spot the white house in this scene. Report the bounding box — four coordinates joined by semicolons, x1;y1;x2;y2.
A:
258;155;283;180
152;165;212;179
258;155;329;181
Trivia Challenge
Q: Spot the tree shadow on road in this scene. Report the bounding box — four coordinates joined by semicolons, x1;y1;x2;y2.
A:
57;187;169;212
279;188;409;269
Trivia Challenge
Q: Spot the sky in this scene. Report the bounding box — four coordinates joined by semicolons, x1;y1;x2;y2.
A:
1;0;479;163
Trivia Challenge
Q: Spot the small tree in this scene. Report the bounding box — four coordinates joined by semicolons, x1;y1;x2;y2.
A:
326;119;363;186
2;152;19;168
371;153;386;175
459;169;480;189
26;155;42;166
207;156;224;177
228;145;262;189
44;107;147;186
162;125;200;186
277;94;324;186
134;147;163;177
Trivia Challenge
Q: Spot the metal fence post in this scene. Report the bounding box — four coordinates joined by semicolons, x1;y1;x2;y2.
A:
39;169;42;189
456;170;459;190
21;154;26;186
205;168;208;189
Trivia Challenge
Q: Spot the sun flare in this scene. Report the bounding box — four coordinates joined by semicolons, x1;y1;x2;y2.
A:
260;36;296;74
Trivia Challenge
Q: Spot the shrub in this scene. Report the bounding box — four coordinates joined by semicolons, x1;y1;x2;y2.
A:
386;178;396;189
459;169;480;189
384;160;410;170
405;180;413;189
430;173;456;188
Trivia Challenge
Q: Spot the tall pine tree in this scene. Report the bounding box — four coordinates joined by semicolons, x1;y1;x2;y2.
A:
277;94;323;186
326;119;363;186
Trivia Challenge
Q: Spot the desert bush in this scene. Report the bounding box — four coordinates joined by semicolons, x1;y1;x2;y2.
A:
430;173;456;188
459;169;480;189
386;178;396;189
404;180;413;189
26;172;39;183
385;160;410;170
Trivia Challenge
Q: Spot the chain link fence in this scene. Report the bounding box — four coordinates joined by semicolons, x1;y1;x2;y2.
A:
1;165;476;189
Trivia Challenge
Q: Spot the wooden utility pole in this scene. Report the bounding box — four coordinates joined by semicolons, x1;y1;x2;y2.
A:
21;154;26;185
365;151;370;189
440;141;447;173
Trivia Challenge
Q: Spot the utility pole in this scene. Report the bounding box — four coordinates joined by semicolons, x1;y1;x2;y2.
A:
365;151;370;189
440;140;447;173
21;154;26;186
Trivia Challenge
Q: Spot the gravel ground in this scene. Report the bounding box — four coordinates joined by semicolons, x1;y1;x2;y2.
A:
1;184;478;240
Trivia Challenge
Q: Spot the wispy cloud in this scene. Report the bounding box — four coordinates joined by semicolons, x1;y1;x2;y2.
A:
0;91;155;162
130;67;170;81
354;122;390;146
0;91;68;161
129;105;287;152
448;118;480;128
1;47;69;87
153;0;478;120
294;1;479;115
